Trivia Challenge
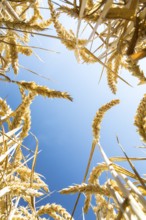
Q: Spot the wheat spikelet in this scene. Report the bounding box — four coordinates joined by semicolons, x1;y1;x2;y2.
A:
11;215;28;220
121;56;146;84
19;109;31;139
36;18;52;29
0;98;12;129
2;43;11;71
106;179;122;196
113;53;122;78
16;166;48;192
2;19;48;32
88;162;138;185
13;87;31;140
0;185;43;198
83;193;91;213
37;203;72;220
92;99;120;143
88;163;107;184
134;94;146;142
10;92;36;130
17;46;32;56
18;206;32;219
93;194;116;219
107;52;122;94
79;47;97;63
58;6;79;20
8;181;47;192
86;0;94;9
9;34;19;74
107;59;117;94
19;86;26;100
28;0;43;24
12;146;23;166
0;98;12;117
22;32;30;43
58;5;99;23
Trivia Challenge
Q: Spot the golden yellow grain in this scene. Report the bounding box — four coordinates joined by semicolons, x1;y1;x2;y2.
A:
10;92;36;130
60;183;109;196
28;1;43;24
79;47;97;63
17;46;32;56
37;203;72;220
13;147;23;166
2;19;48;32
88;163;106;184
0;199;6;216
88;162;137;184
94;195;116;219
22;32;30;43
8;181;47;192
107;52;121;94
48;0;86;50
107;59;117;94
9;35;19;74
14;80;73;101
19;206;33;219
86;0;94;9
113;53;122;79
0;98;12;117
2;44;11;71
16;166;48;192
121;57;146;84
134;94;146;142
19;86;26;100
92;99;120;143
58;5;99;23
83;193;91;213
11;215;27;220
36;19;52;29
105;179;122;196
0;98;12;128
10;185;43;197
20;109;31;139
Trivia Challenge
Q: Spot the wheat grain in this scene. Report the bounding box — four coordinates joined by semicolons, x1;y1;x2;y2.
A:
92;99;120;143
37;203;73;220
134;94;146;142
83;193;91;213
10;92;36;130
14;80;73;101
48;0;86;50
60;183;109;196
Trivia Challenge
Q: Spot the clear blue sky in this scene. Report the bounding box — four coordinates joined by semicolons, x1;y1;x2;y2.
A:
1;26;146;219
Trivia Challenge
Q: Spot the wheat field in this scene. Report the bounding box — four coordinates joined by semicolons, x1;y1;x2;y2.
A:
0;0;146;219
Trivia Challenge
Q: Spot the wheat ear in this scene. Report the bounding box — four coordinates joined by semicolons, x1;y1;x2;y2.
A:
134;94;146;142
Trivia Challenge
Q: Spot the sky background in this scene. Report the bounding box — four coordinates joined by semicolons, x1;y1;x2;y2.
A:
1;8;146;219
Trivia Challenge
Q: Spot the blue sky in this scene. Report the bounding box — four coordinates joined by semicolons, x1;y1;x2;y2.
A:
1;30;146;219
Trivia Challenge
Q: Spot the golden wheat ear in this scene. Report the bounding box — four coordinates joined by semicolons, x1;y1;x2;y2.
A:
12;80;73;101
134;94;146;142
37;203;73;219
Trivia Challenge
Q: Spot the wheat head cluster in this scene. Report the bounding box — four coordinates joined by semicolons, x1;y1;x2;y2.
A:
0;0;146;219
